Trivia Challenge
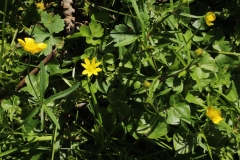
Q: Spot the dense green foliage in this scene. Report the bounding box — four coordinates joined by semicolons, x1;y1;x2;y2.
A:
0;0;240;159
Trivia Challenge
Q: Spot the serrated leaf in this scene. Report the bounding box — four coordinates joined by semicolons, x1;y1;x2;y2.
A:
79;25;91;37
86;36;101;45
89;21;104;37
70;21;104;45
41;12;64;33
33;26;51;42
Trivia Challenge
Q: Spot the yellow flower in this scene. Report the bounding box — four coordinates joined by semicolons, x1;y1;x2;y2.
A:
206;106;223;124
81;57;102;77
18;38;47;54
205;12;216;26
36;2;45;10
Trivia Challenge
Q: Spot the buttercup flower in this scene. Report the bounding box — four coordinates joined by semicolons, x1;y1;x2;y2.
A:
206;106;223;124
205;12;216;26
81;57;102;77
36;2;45;10
18;38;47;54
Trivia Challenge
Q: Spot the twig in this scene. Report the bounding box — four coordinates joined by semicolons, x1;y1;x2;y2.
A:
15;49;57;90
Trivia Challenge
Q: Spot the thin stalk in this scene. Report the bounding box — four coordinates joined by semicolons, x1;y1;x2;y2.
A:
27;54;40;102
87;77;104;149
0;0;8;71
11;19;20;45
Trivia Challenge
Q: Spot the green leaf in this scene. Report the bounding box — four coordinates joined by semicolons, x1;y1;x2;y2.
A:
110;24;137;43
109;101;130;117
185;91;205;106
33;26;63;56
167;95;191;125
212;40;231;52
199;53;216;72
24;71;49;99
114;36;138;47
173;132;195;154
41;12;64;33
39;62;47;104
137;115;168;139
22;107;40;126
24;74;40;98
226;81;238;102
91;12;114;23
79;26;91;37
165;77;183;94
42;105;60;129
45;59;71;75
44;82;80;104
89;20;104;38
33;26;51;42
107;88;128;103
192;18;208;30
70;21;104;45
190;66;211;92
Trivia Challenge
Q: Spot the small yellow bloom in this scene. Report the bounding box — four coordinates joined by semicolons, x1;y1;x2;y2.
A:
205;12;216;26
81;57;102;77
36;2;45;10
18;38;47;54
206;106;223;124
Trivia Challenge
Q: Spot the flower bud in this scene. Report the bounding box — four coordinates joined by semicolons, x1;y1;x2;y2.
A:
194;48;204;57
143;80;151;89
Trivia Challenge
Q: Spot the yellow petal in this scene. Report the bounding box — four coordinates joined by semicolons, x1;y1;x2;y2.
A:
95;68;102;72
81;63;87;69
17;39;26;47
91;57;96;66
212;117;223;124
82;70;88;75
87;72;92;77
24;38;35;45
84;58;90;66
95;62;101;67
37;43;47;50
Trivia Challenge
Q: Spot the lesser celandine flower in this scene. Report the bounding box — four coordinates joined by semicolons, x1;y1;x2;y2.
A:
81;57;102;77
205;12;216;26
206;106;223;124
18;38;47;55
36;2;45;10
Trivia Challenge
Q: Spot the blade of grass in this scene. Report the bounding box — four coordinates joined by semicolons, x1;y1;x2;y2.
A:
44;82;80;104
39;62;47;104
0;0;7;72
43;104;60;129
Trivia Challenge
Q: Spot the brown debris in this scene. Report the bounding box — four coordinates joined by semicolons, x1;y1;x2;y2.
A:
61;0;75;34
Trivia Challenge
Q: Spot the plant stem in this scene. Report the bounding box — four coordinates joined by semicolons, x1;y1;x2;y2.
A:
27;54;40;102
87;77;104;149
0;0;8;72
